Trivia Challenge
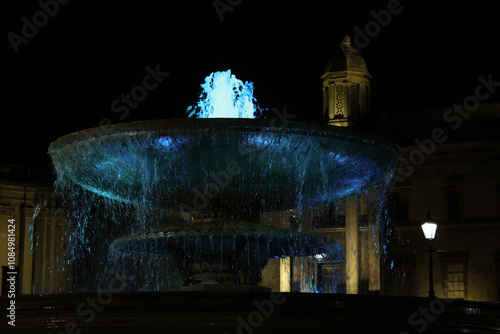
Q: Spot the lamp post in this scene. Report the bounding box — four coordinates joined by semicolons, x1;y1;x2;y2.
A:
421;209;437;299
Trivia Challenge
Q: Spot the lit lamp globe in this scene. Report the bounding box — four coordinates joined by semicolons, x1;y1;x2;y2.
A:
421;210;437;241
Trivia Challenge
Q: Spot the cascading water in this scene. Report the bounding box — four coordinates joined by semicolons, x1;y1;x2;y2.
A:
33;70;399;294
186;69;260;119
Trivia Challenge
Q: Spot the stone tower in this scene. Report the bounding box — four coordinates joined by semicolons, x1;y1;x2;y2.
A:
321;34;371;127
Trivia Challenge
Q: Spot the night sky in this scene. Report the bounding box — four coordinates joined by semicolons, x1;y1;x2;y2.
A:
2;1;500;167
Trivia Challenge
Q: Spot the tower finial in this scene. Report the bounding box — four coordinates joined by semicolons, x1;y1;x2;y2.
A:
342;33;351;46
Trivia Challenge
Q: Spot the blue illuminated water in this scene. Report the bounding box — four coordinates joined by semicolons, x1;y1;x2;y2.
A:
186;70;260;119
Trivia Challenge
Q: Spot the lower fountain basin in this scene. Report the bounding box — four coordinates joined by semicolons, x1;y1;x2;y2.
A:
110;219;336;258
110;219;341;286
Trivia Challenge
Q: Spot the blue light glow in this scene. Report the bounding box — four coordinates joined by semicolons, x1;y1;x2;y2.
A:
157;137;174;148
187;70;258;119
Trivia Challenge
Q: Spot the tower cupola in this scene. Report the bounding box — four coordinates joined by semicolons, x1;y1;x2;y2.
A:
321;34;372;127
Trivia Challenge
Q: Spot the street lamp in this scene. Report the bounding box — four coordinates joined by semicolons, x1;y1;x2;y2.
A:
421;209;437;298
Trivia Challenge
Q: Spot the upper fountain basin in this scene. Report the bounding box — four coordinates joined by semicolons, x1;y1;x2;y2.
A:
48;118;400;212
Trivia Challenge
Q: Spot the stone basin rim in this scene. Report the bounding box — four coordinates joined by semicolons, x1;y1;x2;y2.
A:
48;118;401;156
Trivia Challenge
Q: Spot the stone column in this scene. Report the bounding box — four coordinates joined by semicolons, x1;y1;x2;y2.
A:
368;215;380;292
345;196;359;294
21;207;33;295
367;188;381;292
280;258;291;292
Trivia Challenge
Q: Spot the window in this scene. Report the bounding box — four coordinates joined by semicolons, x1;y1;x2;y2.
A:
446;190;460;220
317;261;345;293
313;202;345;229
495;254;500;301
335;215;346;228
350;84;360;119
444;261;467;299
443;176;463;221
394;192;409;222
496;183;500;216
335;85;344;116
393;260;414;296
289;213;300;231
357;214;369;227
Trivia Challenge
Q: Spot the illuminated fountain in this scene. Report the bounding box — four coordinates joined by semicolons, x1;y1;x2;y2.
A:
48;70;399;292
6;70;500;334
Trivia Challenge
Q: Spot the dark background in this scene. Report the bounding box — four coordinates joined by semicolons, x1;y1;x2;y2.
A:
2;0;500;167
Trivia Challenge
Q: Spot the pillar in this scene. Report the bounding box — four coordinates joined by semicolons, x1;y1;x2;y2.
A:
280;257;291;292
345;196;359;294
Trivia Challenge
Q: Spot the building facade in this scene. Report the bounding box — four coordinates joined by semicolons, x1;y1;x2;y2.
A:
0;164;70;296
380;103;500;301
